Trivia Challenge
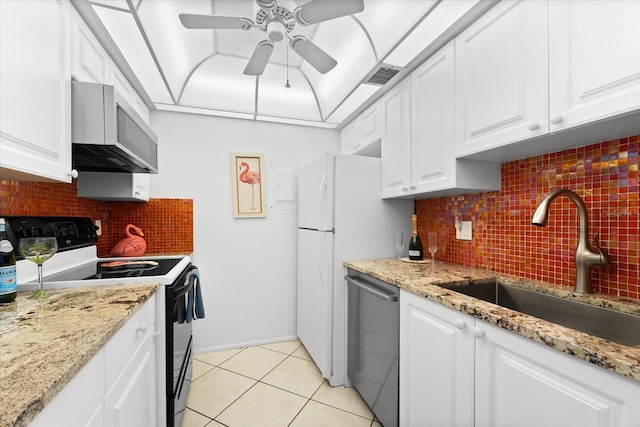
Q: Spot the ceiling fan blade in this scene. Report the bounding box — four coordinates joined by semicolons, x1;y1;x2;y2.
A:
243;41;275;76
179;14;252;30
289;36;337;74
294;0;364;25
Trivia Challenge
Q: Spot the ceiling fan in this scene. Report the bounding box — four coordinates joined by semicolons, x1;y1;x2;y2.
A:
179;0;365;76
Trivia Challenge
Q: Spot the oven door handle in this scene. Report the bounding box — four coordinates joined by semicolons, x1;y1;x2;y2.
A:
174;266;198;299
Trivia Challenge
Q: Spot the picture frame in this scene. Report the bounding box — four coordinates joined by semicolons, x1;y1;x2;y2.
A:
231;153;267;218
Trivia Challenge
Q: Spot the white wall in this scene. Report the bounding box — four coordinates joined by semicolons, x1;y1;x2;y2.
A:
149;110;339;353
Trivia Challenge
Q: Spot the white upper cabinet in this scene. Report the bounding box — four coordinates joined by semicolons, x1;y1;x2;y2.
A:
454;0;640;162
340;103;381;157
381;78;413;198
71;6;110;84
455;0;549;158
411;41;500;197
548;0;640;132
0;0;74;183
71;6;150;124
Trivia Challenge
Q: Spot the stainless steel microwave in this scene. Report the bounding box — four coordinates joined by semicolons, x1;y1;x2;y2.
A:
71;81;158;174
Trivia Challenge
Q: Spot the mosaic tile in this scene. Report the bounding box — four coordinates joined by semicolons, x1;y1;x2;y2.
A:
0;180;193;257
416;134;640;300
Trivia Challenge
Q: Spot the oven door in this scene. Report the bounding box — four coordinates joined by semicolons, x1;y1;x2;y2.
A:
167;265;197;427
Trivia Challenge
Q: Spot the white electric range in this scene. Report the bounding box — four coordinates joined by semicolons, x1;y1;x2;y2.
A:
6;216;197;427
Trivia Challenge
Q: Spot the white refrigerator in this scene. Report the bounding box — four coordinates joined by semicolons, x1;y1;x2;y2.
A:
297;153;413;386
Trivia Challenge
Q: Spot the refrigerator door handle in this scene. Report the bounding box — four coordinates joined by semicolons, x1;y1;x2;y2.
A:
319;232;328;288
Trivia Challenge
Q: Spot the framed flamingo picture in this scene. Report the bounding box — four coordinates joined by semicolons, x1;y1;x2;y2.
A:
231;153;267;218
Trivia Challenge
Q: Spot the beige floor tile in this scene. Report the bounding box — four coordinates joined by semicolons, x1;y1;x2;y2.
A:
262;356;324;398
215;382;307;427
186;368;256;419
290;400;373;427
181;408;212;427
219;346;288;380
312;381;374;419
259;339;302;355
193;348;242;366
192;359;214;381
372;421;383;427
291;344;312;361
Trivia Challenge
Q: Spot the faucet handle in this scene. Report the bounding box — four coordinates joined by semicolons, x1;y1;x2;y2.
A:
593;233;611;266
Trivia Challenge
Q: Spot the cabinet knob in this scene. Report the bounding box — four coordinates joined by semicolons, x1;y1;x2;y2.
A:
136;322;148;334
550;114;563;125
402;187;409;192
409;185;416;190
153;329;162;338
68;169;79;179
527;121;540;131
134;191;141;196
455;319;466;330
473;327;485;339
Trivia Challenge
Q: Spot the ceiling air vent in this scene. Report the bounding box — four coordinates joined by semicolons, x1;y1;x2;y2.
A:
363;64;404;86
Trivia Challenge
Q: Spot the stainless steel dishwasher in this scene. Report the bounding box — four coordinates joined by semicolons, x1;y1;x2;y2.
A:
346;269;399;427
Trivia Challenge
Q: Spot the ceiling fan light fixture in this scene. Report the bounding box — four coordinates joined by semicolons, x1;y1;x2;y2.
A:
266;20;286;42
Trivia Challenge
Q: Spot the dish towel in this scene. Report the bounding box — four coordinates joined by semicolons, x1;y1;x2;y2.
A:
186;268;205;323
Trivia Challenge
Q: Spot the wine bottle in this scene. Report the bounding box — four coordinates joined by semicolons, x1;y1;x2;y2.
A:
408;214;424;261
0;218;17;303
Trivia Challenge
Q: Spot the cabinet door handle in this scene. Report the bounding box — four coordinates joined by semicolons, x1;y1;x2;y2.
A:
153;329;162;338
550;114;563;125
409;185;416;190
455;319;466;330
68;169;79;179
527;121;540;131
473;327;485;339
136;322;148;334
402;187;409;192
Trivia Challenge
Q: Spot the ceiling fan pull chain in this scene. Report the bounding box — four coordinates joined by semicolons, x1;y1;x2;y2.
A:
285;46;291;89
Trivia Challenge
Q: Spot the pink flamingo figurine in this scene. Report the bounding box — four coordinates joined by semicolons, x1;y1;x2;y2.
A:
111;224;147;257
239;161;260;210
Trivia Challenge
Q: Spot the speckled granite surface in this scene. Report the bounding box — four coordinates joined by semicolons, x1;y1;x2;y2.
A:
0;284;158;427
344;258;640;382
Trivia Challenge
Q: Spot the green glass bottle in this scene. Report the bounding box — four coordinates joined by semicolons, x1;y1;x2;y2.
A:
0;218;17;303
408;214;424;261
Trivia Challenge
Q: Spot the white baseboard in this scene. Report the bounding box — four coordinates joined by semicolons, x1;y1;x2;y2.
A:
193;334;300;355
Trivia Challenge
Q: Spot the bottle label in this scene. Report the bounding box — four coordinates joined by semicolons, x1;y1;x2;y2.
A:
409;250;421;257
0;265;17;295
0;239;13;253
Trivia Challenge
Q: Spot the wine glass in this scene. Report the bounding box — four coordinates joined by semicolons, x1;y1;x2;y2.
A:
428;232;437;264
19;237;58;291
395;231;404;259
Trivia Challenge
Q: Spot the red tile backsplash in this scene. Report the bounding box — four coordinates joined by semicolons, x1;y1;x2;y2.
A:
416;134;639;300
0;180;193;257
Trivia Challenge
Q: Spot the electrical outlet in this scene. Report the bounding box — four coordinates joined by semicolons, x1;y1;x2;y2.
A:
456;221;472;240
95;220;102;236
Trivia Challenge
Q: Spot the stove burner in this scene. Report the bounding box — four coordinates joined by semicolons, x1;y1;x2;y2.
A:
87;258;182;280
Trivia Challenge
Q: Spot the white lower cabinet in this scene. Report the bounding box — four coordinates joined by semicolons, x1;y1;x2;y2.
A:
29;294;157;427
399;289;640;427
400;289;474;427
475;321;640;427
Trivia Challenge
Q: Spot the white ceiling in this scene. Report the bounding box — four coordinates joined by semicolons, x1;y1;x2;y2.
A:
74;0;494;129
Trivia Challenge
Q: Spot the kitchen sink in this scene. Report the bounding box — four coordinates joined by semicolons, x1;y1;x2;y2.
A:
441;281;640;347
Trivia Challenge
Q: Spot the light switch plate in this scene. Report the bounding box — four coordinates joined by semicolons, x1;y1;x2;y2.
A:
456;221;472;240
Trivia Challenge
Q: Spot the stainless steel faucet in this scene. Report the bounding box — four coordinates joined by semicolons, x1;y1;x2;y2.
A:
531;189;610;294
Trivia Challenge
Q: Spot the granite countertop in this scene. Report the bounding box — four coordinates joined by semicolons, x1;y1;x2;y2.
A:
344;258;640;382
0;284;158;427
